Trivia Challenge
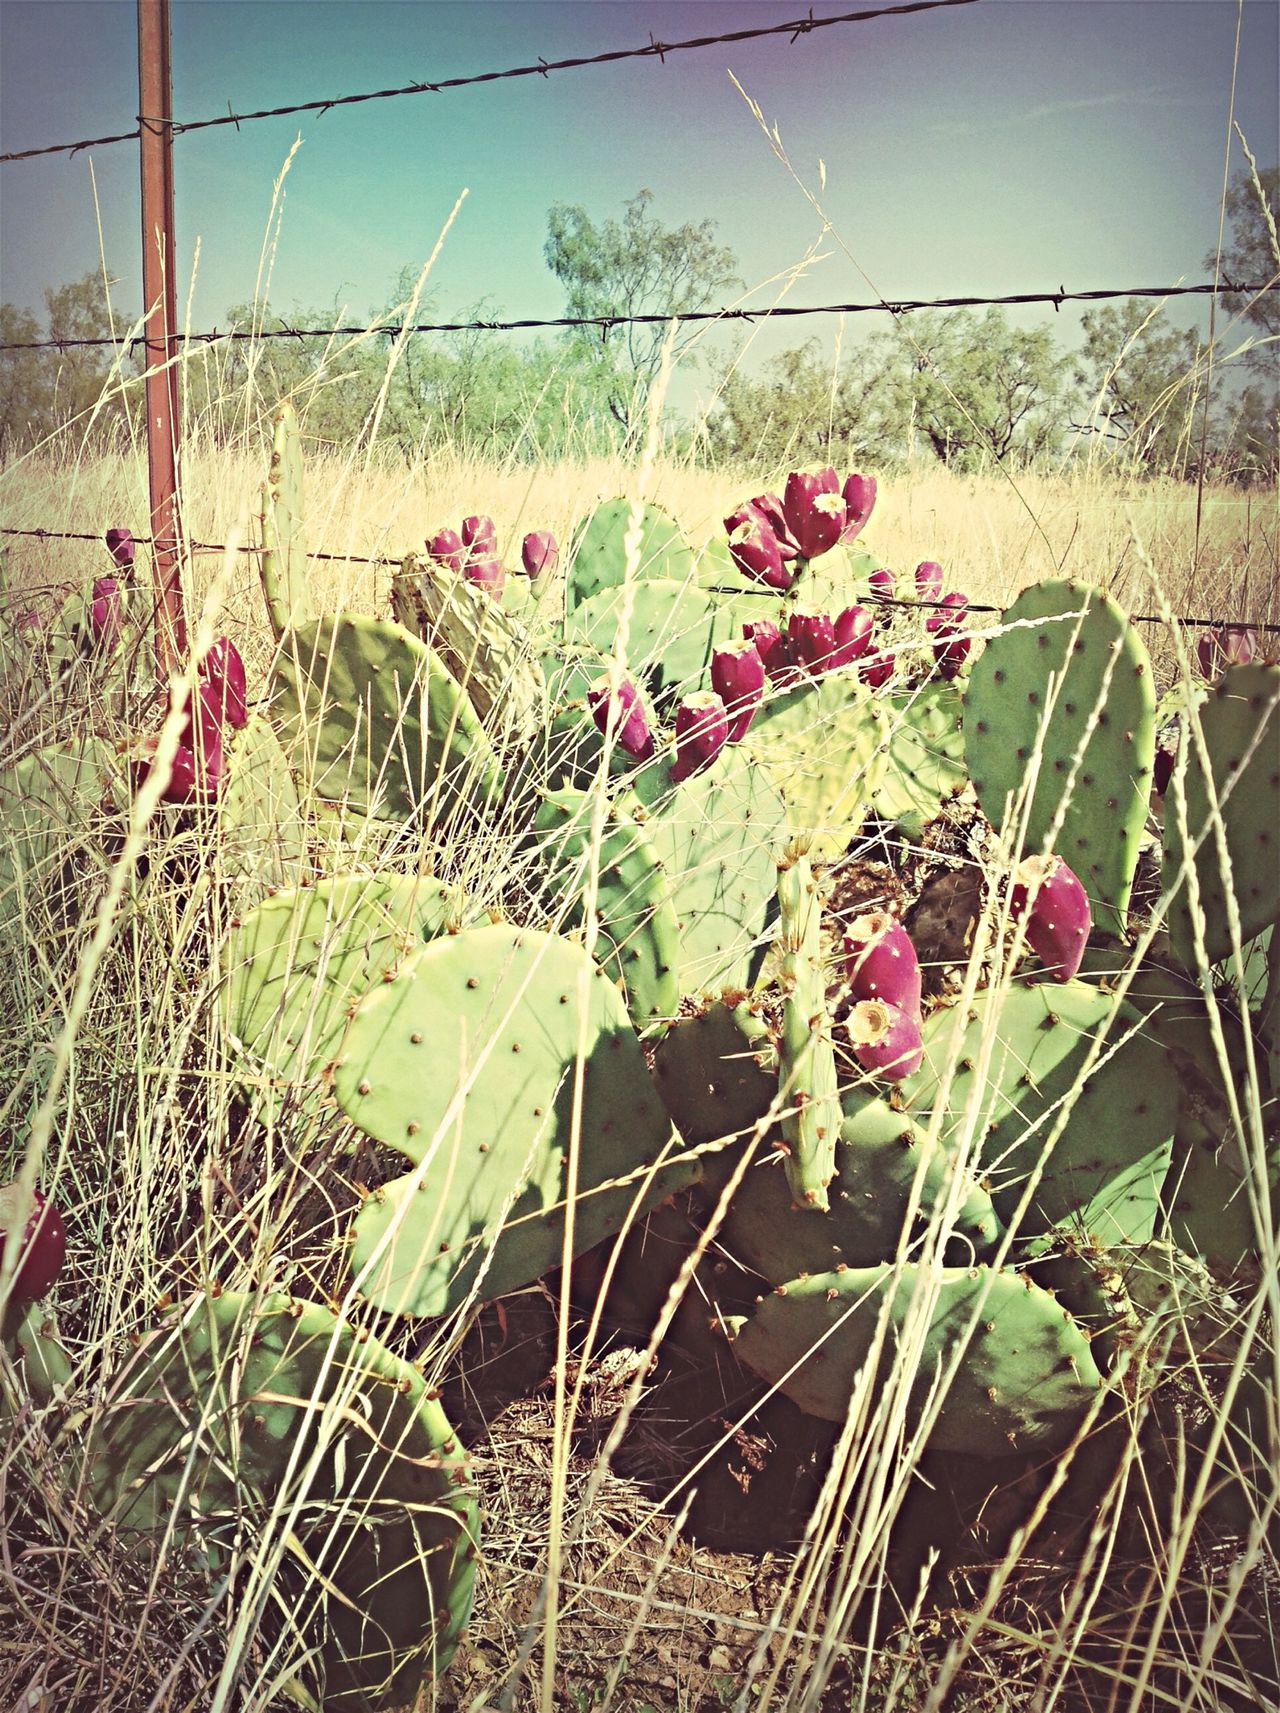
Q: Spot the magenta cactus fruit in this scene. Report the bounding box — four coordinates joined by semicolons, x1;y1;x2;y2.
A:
104;527;135;572
587;672;656;763
463;556;506;600
725;505;793;591
844;911;923;1019
461;514;498;554
927;591;970;679
830;604;874;668
521;529;557;579
426;528;466;573
839;472;876;542
783;467;847;561
1196;622;1258;680
861;650;894;689
711;638;766;742
669;691;730;783
749;492;800;561
1010;854;1091;983
200;636;248;730
847;998;925;1081
89;576;123;651
0;1182;66;1303
868;566;895;598
742;618;789;681
788;609;839;676
915;560;944;601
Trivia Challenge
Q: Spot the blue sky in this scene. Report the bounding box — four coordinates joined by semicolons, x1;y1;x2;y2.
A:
2;0;1277;392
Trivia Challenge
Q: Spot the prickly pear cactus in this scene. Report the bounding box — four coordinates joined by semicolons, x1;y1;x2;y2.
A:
272;612;500;824
652;997;778;1198
902;981;1177;1246
775;853;841;1211
565;498;695;614
259;402;310;641
745;674;890;863
0;736;114;945
1162;661;1280;965
533;786;681;1033
964;580;1156;938
392;554;546;749
726;1262;1104;1455
870;683;969;838
333;923;697;1318
215;713;308;893
81;1289;478;1708
565;578;739;707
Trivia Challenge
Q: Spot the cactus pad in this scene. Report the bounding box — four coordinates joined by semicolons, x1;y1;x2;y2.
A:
259;402;310;639
870;684;969;837
564;498;694;614
746;675;889;862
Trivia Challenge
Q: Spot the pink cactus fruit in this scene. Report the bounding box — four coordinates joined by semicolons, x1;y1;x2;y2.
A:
830;604;874;668
844;911;923;1019
89;576;123;651
1010;854;1091;983
464;556;506;600
868;565;895;598
104;528;135;573
426;528;466;573
742;618;791;681
749;492;800;561
839;472;877;542
711;638;766;743
0;1181;66;1303
145;680;227;805
200;636;248;730
927;591;970;679
587;672;656;763
725;504;793;591
847;998;925;1082
860;650;895;690
1196;622;1257;680
521;529;558;579
915;560;944;601
783;467;847;561
461;514;498;554
787;609;839;676
669;690;730;783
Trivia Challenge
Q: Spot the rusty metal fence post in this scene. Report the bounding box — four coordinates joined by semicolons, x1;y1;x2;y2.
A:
137;0;186;676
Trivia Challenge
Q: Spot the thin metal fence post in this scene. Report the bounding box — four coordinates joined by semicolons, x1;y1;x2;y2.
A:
137;0;186;676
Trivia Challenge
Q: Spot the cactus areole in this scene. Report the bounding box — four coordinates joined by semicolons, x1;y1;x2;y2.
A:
0;1182;66;1303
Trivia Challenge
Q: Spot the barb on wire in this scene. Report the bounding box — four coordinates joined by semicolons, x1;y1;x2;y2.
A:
1;0;975;164
3;526;1276;634
2;280;1276;355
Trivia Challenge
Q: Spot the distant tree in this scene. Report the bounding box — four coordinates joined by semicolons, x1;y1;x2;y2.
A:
544;190;740;432
1207;163;1279;379
1074;301;1204;474
706;338;895;472
0;273;136;453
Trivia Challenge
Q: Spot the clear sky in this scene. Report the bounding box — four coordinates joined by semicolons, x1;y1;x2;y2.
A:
1;0;1277;394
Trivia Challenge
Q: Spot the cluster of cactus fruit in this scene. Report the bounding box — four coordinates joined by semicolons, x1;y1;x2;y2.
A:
3;419;1277;1706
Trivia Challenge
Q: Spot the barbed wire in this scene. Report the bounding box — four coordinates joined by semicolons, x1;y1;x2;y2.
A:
3;279;1276;354
0;0;976;164
4;525;1277;633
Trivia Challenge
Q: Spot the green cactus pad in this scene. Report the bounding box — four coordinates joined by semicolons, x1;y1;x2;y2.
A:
870;684;969;838
746;674;890;863
334;924;696;1318
81;1289;477;1708
216;713;308;893
964;580;1156;937
565;499;694;615
533;787;681;1032
5;1302;73;1410
902;981;1177;1246
652;998;778;1200
221;873;467;1104
1162;661;1280;965
0;736;113;944
726;1262;1103;1453
635;746;786;995
775;854;841;1211
272;612;500;824
259;402;310;640
565;578;739;707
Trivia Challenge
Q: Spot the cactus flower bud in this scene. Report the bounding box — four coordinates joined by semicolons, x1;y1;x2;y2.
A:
521;529;558;580
426;528;466;573
868;566;895;598
915;560;944;601
669;691;730;783
860;650;895;689
464;556;506;600
830;604;874;668
844;912;923;1019
847;998;924;1082
788;609;840;676
200;636;248;730
725;506;793;590
461;514;498;554
839;473;877;542
104;527;135;573
1010;854;1091;983
783;468;846;561
89;576;123;651
1196;622;1257;680
711;638;766;742
588;672;655;763
0;1181;66;1303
